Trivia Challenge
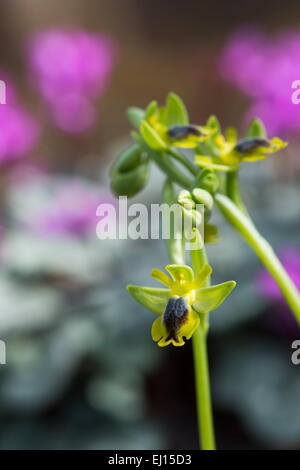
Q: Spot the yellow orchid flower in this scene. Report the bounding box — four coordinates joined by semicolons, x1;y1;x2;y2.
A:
139;93;216;151
195;127;287;172
127;264;235;347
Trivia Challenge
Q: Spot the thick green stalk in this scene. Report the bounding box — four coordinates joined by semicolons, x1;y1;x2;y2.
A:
215;193;300;324
151;151;192;189
226;171;249;216
192;327;216;450
163;179;186;265
168;147;198;176
190;229;215;450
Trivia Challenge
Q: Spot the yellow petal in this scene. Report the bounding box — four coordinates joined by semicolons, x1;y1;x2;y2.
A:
267;137;288;153
158;336;185;347
151;268;173;287
242;154;267;162
179;308;200;340
195;155;237;172
151;316;166;342
225;127;237;143
152;315;185;347
193;264;212;289
194;155;214;164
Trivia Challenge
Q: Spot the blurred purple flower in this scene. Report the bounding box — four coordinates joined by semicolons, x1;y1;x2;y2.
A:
27;28;116;134
0;75;39;163
256;247;300;336
32;179;116;237
219;28;300;135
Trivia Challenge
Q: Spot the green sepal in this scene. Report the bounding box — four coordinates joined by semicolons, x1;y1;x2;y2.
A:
192;281;236;314
206;115;221;133
166;93;189;127
246;118;267;138
145;101;158;120
140;120;167;151
127;107;145;129
193;264;212;288
193;168;220;194
127;285;170;315
166;264;194;283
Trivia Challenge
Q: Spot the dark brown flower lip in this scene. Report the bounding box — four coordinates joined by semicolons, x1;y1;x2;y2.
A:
234;137;270;153
163;296;189;342
167;125;201;140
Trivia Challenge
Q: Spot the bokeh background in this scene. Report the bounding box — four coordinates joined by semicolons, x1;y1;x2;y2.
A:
0;0;300;450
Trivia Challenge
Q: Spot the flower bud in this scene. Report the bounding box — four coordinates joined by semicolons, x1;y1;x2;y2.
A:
196;168;219;194
192;188;214;211
177;190;195;210
111;144;150;197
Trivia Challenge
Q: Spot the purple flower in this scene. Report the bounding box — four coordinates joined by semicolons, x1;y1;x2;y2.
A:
30;178;116;237
219;28;300;135
256;247;300;336
27;28;116;133
0;75;39;163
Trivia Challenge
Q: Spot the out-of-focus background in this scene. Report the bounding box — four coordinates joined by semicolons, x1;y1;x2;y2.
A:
0;0;300;450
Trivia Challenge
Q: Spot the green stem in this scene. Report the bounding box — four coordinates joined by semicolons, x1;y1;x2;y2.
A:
215;193;300;324
190;228;216;450
168;147;198;176
192;327;216;450
151;152;193;189
226;171;249;216
163;179;186;265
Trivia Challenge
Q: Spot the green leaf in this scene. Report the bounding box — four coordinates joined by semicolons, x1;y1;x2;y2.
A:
246;118;267;138
127;285;170;315
166;93;189;127
127;107;145;129
192;281;236;314
140;120;167;151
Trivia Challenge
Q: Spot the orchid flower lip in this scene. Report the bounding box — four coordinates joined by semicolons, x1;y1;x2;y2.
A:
234;137;270;153
167;124;201;140
162;295;189;345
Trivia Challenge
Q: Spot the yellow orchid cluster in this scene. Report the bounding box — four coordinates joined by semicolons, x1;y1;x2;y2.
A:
126;93;287;174
195;126;287;172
